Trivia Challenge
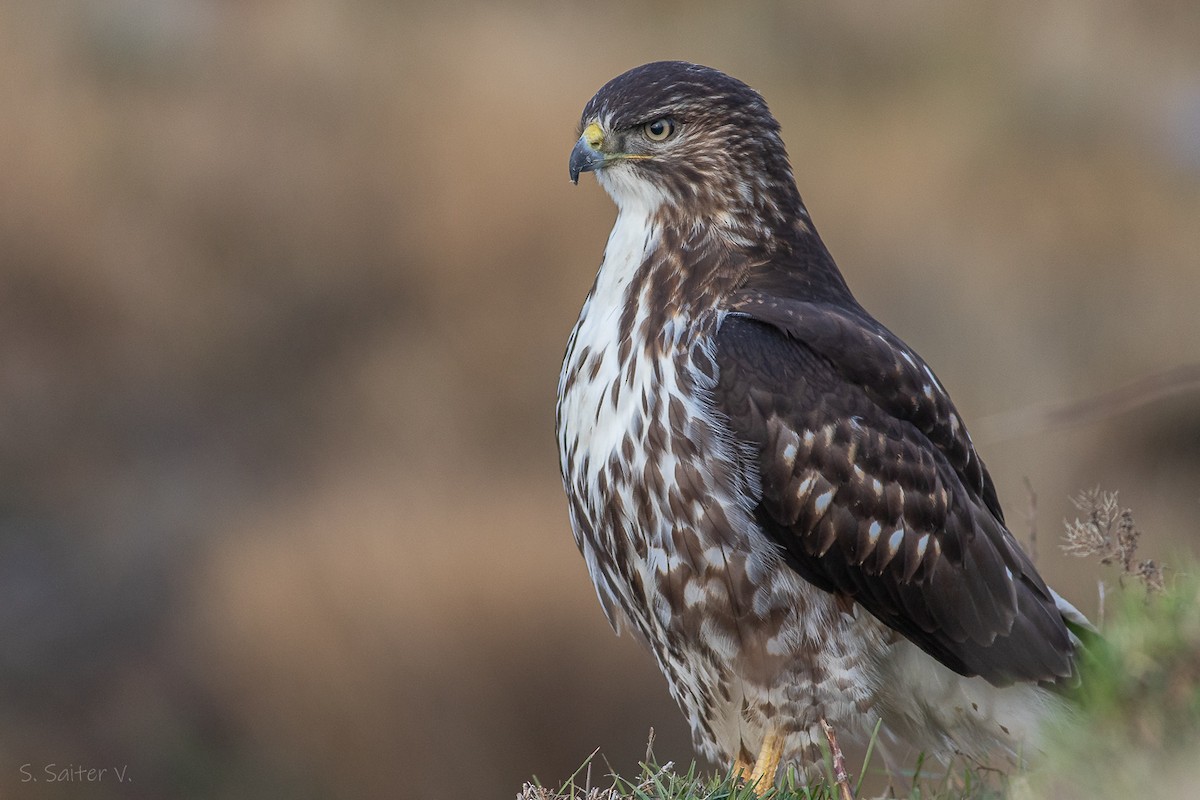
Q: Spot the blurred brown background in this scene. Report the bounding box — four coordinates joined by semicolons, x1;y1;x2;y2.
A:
1;2;1198;798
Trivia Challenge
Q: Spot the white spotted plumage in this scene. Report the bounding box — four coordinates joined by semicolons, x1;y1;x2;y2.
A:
559;61;1087;784
557;158;893;769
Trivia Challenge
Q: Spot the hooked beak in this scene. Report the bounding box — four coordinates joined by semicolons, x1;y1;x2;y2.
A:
569;139;605;185
569;122;607;185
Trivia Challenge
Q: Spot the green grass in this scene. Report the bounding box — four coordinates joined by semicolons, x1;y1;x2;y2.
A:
1028;568;1200;799
519;725;1013;800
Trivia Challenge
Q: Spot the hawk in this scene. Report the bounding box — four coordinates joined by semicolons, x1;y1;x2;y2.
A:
555;61;1089;788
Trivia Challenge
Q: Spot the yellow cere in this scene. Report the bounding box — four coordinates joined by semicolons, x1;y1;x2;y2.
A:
583;122;605;150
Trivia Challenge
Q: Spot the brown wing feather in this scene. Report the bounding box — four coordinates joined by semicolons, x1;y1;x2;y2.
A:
713;308;1075;686
730;288;1004;523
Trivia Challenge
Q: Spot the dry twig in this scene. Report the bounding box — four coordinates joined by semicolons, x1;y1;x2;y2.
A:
1022;476;1038;565
820;717;856;800
1061;487;1164;594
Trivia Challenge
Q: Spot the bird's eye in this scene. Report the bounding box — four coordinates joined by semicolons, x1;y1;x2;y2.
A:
643;118;676;142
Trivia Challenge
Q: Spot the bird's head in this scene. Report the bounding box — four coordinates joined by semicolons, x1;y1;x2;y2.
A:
570;61;805;232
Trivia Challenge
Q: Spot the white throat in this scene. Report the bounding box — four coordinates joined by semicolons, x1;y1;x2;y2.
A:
597;166;669;216
586;172;666;314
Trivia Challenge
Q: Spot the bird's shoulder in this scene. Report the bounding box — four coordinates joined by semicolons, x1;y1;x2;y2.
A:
722;286;1002;521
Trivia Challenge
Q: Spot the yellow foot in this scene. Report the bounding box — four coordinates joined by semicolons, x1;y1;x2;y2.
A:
744;728;784;795
732;753;754;782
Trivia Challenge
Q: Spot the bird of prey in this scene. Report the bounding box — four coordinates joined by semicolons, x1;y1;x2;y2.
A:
555;61;1090;789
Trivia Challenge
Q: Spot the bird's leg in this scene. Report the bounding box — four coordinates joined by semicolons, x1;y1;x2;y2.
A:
745;727;784;794
732;752;754;782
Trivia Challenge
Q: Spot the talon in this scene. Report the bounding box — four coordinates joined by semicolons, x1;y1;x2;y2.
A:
732;753;754;782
